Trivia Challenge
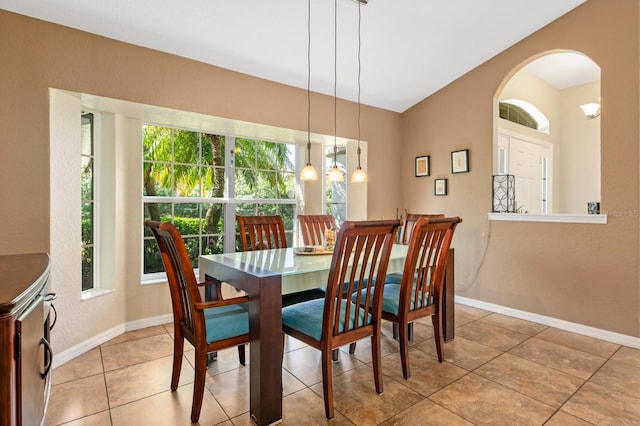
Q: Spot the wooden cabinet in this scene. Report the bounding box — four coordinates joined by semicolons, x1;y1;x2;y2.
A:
0;253;53;426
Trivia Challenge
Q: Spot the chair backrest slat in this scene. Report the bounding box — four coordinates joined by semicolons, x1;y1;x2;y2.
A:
237;215;288;251
323;220;400;339
298;214;339;246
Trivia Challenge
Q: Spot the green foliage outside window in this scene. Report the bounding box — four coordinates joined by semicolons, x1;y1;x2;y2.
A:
142;126;297;275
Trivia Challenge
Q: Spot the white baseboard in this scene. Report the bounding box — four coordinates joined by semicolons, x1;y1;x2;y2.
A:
53;314;173;368
455;296;640;349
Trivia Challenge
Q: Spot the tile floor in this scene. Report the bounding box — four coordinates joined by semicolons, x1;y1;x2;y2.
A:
45;304;640;425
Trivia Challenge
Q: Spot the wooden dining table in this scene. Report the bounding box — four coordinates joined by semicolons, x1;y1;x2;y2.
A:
199;245;455;425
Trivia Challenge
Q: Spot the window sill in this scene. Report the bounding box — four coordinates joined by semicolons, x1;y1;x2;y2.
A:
487;213;607;224
81;288;114;301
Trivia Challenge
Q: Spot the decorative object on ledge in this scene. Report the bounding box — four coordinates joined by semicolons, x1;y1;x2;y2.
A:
587;202;600;214
434;178;448;196
451;149;470;173
415;155;430;177
492;174;515;212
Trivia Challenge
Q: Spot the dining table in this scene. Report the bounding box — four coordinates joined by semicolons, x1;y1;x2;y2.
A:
199;245;455;425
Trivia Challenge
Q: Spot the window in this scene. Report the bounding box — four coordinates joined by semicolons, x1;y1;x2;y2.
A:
499;99;549;134
325;146;347;223
81;112;96;291
142;125;298;278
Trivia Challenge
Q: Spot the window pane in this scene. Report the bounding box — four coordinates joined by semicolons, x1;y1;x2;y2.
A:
255;171;277;199
143;125;172;162
82;202;93;244
81;245;93;291
143;162;172;196
202;134;225;166
278;172;295;199
173;129;199;164
201;167;225;197
174;203;199;236
81;114;93;155
236;203;257;217
236;138;256;168
235;169;257;198
143;238;164;274
278;144;296;172
173;165;200;197
81;157;93;202
201;203;224;234
144;202;173;223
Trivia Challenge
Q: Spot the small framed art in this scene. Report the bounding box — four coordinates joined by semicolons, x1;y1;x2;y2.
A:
434;178;448;196
451;149;470;173
415;155;430;177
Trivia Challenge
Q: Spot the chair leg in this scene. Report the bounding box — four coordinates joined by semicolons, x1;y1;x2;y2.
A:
191;346;207;423
238;344;246;365
398;320;411;380
407;322;414;341
171;330;184;390
393;322;413;341
321;348;335;419
332;348;339;362
371;331;383;394
432;313;444;363
348;342;357;354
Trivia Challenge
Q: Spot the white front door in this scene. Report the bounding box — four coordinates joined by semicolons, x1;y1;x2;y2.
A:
497;131;553;214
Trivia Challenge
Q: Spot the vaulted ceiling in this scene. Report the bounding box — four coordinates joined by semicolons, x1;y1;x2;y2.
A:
1;0;589;112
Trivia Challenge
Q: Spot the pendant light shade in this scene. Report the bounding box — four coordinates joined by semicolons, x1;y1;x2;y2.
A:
300;0;318;181
351;0;367;183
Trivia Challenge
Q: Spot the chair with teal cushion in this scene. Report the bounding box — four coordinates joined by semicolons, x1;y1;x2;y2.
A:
377;216;461;379
145;220;250;423
385;213;445;284
282;219;400;419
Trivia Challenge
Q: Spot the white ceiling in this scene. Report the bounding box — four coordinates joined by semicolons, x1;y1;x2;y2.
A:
1;0;592;112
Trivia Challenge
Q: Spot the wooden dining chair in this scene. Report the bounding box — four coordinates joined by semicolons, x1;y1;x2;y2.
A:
145;221;250;422
237;214;324;306
282;219;401;419
386;213;445;284
347;213;446;355
297;214;338;246
237;214;288;251
398;213;445;245
377;216;461;379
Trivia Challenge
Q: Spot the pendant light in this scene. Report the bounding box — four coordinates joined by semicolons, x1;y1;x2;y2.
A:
327;0;344;182
351;0;367;182
300;0;318;181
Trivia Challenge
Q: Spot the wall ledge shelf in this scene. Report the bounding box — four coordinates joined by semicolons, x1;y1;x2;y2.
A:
487;213;607;224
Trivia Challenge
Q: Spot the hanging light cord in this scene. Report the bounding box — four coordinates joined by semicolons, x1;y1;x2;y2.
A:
333;0;338;167
306;0;312;165
357;0;362;167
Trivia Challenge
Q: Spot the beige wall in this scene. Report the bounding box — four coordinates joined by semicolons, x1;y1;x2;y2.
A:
402;0;639;337
1;0;638;357
0;10;402;353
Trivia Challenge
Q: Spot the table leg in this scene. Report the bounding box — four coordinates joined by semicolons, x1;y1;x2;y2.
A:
443;248;455;342
202;267;283;425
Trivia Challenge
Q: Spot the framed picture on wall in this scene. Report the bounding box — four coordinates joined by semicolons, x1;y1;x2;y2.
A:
451;149;470;173
415;155;430;177
434;178;448;196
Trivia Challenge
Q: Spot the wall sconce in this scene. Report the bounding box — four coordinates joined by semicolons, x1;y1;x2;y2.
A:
580;102;600;119
493;174;515;213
